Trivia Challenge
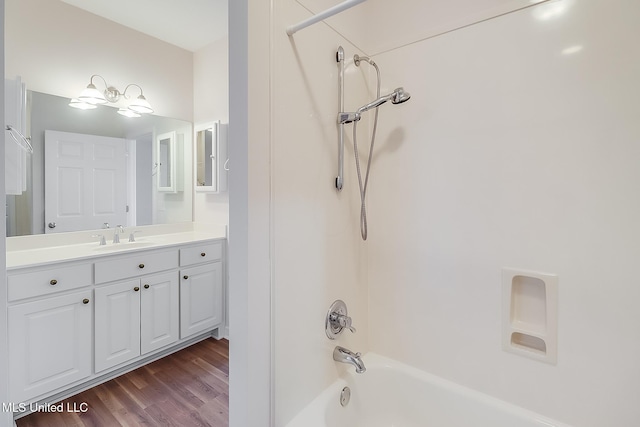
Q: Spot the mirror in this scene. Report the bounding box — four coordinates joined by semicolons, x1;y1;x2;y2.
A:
5;90;192;236
157;131;183;192
195;121;228;193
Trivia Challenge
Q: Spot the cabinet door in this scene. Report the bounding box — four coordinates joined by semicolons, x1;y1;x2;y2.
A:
95;279;141;372
140;272;179;354
9;290;92;402
180;262;223;339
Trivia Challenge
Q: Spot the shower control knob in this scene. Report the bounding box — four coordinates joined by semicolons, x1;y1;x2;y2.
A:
326;300;357;339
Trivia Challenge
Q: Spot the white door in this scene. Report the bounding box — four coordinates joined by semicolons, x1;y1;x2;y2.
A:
179;262;223;339
94;279;141;372
140;272;179;355
8;290;92;402
44;130;127;233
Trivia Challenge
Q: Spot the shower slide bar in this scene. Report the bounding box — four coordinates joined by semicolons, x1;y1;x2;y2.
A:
286;0;367;36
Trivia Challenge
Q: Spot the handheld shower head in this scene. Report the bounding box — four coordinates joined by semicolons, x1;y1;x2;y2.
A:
391;87;411;104
356;87;411;114
337;87;411;124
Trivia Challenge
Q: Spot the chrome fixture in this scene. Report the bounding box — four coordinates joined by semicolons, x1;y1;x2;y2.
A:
333;346;366;373
336;50;411;240
112;225;125;244
336;46;346;191
92;234;107;246
340;386;351;407
326;299;356;339
70;74;153;117
338;87;411;124
6;125;33;154
129;231;140;242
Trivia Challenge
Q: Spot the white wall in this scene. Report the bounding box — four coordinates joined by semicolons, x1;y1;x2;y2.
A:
366;1;640;426
5;0;193;121
194;37;230;225
270;3;372;426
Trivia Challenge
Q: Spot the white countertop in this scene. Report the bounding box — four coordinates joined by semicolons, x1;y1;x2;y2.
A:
6;223;227;270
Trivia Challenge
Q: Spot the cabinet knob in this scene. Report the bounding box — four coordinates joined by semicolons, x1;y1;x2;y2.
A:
144;284;150;289
134;286;140;292
200;252;206;257
50;279;58;286
183;275;189;280
138;263;145;269
82;298;89;304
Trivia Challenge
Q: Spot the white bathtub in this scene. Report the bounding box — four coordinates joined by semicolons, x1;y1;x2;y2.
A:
286;353;573;427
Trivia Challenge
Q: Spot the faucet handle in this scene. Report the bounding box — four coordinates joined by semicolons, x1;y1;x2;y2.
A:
129;231;140;242
91;234;106;246
326;300;357;339
337;314;356;333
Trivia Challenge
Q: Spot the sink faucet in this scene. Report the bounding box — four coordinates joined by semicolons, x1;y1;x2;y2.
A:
333;346;366;373
113;225;124;243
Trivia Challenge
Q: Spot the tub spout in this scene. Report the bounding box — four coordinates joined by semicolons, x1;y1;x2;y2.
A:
333;346;366;373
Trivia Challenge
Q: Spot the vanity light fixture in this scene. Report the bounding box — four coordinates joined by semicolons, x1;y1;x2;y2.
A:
70;74;154;116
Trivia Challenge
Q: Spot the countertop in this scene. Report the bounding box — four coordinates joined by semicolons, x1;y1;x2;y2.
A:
6;223;227;270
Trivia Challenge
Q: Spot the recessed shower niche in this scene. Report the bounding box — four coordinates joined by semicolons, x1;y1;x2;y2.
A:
502;268;558;364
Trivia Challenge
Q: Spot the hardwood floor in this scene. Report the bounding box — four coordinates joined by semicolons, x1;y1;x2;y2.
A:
16;338;229;427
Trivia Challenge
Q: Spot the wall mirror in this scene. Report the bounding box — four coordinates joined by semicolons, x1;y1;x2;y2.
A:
195;121;228;193
4;0;195;237
5;90;192;236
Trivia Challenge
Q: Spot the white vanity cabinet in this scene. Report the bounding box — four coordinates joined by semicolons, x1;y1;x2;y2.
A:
179;243;224;339
6;234;225;415
94;250;180;372
94;271;179;372
8;287;92;403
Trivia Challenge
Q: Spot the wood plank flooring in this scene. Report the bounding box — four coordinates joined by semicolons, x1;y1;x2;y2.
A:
16;338;229;427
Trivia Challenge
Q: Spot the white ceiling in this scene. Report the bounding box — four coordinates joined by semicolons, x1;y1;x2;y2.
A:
60;0;228;52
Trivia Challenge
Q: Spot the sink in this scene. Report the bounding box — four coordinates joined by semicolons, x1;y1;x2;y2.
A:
92;241;156;251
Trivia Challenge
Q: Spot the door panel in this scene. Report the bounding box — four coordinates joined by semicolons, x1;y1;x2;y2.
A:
94;280;140;372
45;130;127;233
141;272;179;354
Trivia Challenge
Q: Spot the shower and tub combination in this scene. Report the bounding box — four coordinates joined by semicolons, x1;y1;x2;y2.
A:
283;46;574;427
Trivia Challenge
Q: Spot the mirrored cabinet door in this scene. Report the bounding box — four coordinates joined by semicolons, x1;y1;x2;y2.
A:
195;121;228;193
156;131;183;193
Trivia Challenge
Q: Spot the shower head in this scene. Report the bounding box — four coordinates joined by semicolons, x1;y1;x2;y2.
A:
337;87;411;124
391;87;411;104
356;87;411;114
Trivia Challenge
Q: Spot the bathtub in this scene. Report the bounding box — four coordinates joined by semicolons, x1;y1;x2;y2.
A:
286;353;573;427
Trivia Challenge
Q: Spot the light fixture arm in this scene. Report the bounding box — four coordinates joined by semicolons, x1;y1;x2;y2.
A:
74;74;153;115
122;83;145;99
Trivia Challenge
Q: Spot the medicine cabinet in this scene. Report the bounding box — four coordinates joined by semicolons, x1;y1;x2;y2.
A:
195;121;228;193
156;131;183;193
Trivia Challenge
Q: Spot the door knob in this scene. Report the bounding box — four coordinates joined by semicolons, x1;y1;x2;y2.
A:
48;222;56;229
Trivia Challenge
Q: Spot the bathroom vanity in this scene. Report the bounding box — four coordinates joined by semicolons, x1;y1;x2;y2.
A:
5;223;226;415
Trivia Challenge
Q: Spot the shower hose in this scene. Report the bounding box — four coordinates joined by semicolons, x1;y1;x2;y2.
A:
352;59;381;241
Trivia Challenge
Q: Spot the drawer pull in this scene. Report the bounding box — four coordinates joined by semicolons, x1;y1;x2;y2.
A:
138;263;145;269
82;298;89;304
50;279;58;286
200;252;206;257
144;284;150;289
134;286;140;292
183;275;189;280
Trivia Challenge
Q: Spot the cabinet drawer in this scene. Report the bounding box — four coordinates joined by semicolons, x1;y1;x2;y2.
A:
180;242;223;266
95;249;178;284
8;263;92;302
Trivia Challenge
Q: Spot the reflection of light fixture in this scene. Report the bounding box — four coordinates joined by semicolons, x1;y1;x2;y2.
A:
69;74;154;116
69;98;98;110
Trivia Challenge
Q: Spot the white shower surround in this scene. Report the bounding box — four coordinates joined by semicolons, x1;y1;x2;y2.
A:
286;353;573;427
